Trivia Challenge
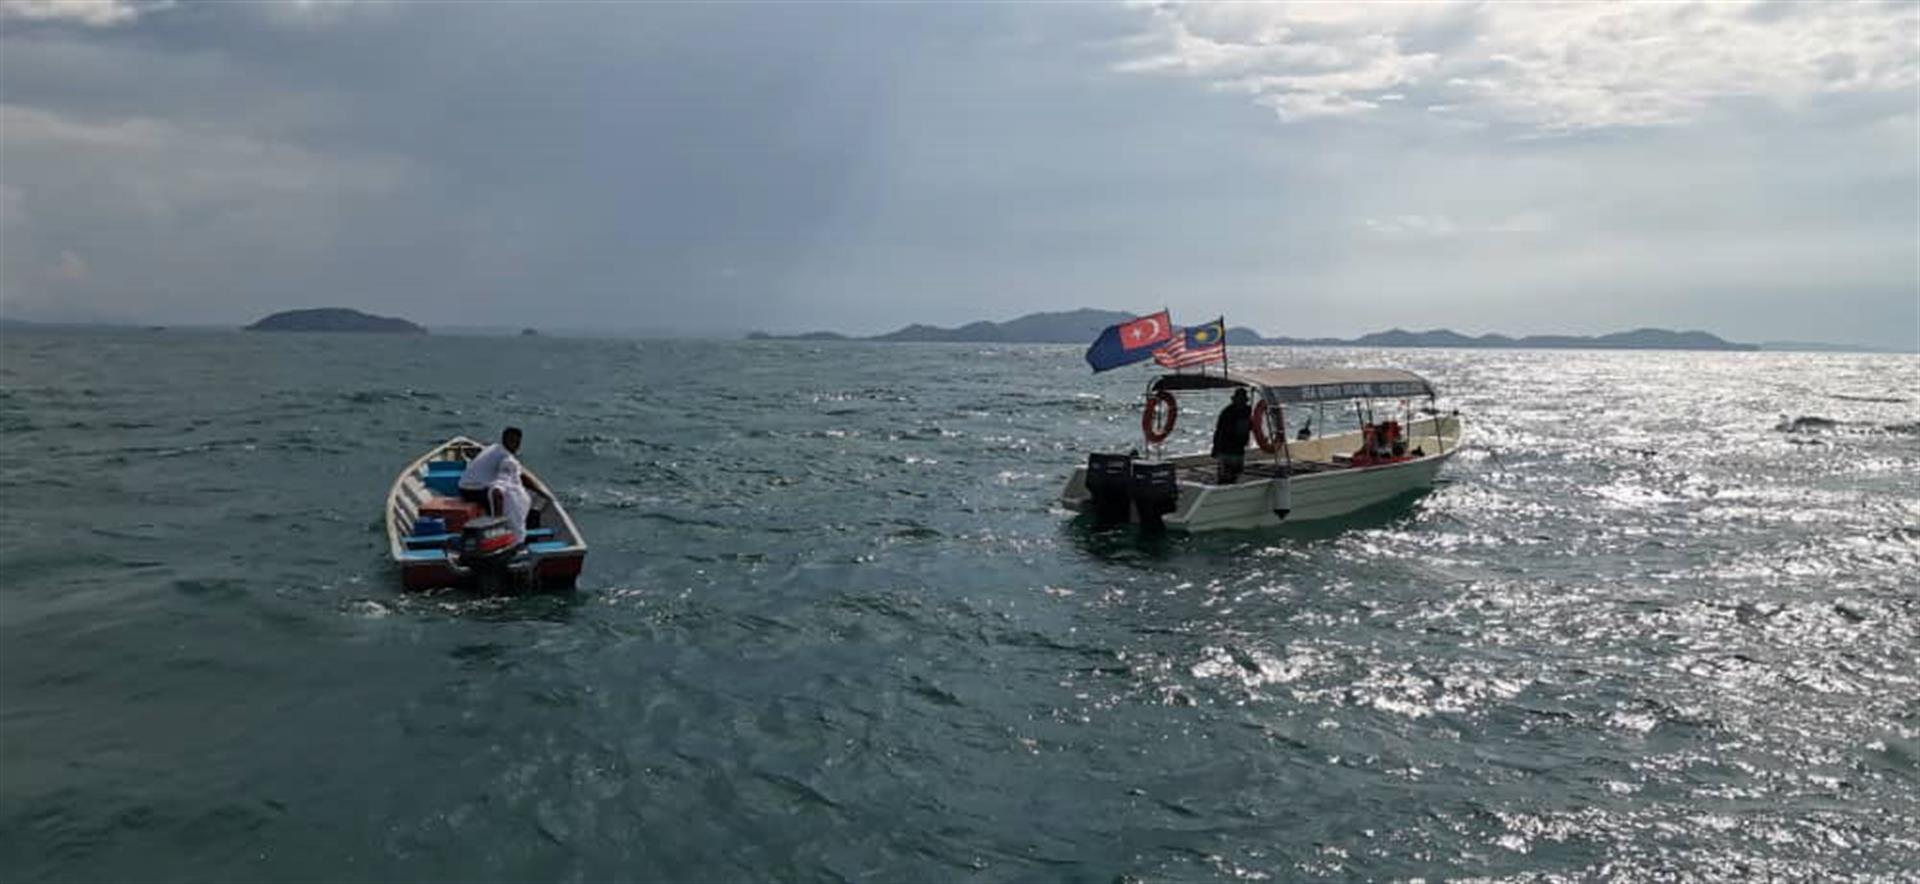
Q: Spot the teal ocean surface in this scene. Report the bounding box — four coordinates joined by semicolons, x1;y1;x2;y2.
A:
2;330;1916;881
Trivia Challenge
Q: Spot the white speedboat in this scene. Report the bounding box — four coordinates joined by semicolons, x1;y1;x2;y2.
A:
1060;368;1462;531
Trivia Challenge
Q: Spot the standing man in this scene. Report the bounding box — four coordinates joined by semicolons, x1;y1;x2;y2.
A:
459;426;523;512
1211;389;1252;484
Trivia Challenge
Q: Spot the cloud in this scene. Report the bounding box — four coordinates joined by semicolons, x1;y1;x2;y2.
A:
50;249;89;282
0;184;21;229
0;102;406;213
1362;214;1459;238
1120;1;1919;130
0;0;166;27
1363;211;1554;238
0;101;409;319
0;3;1910;347
250;0;390;30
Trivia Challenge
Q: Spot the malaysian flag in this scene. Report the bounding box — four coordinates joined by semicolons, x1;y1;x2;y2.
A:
1153;320;1227;369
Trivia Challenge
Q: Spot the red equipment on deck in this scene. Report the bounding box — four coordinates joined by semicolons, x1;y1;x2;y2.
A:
417;497;483;532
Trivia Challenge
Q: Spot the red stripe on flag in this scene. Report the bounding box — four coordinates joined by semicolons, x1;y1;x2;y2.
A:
1153;334;1225;369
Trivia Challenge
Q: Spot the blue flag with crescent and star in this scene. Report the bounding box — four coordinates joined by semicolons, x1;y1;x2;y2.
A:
1084;310;1174;372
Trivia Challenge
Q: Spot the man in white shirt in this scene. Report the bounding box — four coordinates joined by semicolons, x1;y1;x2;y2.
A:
459;427;523;511
491;453;533;542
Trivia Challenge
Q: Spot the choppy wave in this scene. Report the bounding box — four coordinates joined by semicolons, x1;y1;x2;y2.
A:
1;333;1916;881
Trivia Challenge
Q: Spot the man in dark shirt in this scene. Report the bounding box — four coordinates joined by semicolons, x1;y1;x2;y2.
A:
1211;388;1253;484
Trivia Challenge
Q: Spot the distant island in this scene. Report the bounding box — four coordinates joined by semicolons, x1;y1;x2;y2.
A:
749;308;1761;351
245;308;426;334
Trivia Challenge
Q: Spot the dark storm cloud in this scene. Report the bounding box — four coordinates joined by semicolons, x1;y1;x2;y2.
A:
3;3;942;329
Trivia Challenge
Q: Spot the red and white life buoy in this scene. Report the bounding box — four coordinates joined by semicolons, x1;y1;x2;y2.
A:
1141;390;1178;444
1251;399;1278;454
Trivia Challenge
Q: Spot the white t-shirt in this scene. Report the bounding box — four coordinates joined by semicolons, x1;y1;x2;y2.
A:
458;442;519;491
491;456;531;540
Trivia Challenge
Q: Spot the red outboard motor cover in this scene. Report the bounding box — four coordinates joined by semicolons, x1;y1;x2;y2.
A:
458;516;521;564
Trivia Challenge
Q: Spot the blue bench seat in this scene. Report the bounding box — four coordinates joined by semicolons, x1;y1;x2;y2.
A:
400;548;448;562
528;540;572;555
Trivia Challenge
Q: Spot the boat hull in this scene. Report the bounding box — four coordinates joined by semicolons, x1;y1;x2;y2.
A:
397;549;586;591
1060;416;1460;532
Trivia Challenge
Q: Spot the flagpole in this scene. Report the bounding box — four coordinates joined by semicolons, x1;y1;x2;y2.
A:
1162;305;1185;375
1219;315;1229;378
1159;305;1172;375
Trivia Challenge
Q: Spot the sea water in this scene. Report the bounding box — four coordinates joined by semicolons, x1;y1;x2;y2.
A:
2;329;1916;881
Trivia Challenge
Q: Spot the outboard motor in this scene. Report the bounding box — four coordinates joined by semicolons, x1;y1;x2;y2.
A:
1129;461;1179;532
455;515;527;593
1086;453;1135;528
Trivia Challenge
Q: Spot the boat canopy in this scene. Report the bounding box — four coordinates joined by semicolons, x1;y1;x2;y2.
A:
1150;368;1436;403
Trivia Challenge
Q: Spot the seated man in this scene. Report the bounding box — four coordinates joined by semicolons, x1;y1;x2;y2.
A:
1369;422;1394;460
490;452;533;543
459;426;524;513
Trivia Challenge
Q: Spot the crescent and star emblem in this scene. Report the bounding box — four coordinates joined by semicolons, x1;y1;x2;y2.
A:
1126;317;1163;345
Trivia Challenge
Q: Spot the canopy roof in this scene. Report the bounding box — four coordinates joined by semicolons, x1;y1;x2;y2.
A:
1150;368;1436;403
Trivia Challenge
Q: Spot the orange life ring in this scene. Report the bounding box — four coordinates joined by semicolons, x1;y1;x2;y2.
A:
1141;390;1178;443
1251;399;1278;453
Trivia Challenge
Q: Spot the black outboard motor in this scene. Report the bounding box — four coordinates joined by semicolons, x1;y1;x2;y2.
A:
1129;461;1179;532
455;515;527;593
1086;453;1135;528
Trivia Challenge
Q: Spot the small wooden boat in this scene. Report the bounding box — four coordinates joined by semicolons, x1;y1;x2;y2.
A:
385;436;587;591
1061;368;1463;531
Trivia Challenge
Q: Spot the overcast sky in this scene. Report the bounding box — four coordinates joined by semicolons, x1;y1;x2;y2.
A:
1;1;1915;347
